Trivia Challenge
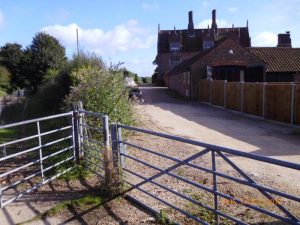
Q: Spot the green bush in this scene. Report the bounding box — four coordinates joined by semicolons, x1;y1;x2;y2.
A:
0;66;11;92
142;77;152;83
65;65;135;125
22;71;71;119
1;70;71;123
68;52;105;71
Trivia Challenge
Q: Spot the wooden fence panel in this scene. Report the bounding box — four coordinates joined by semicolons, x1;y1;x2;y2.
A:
226;82;241;111
198;80;298;125
265;84;292;123
243;83;263;116
212;80;224;106
295;84;300;125
199;79;210;102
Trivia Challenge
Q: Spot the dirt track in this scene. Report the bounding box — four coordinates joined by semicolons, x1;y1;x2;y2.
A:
136;86;300;187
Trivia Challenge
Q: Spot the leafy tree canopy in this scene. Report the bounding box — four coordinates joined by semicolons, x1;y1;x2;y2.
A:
0;66;11;92
0;43;24;88
28;32;67;91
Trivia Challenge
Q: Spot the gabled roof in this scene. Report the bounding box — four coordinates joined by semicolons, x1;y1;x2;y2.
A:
157;27;250;54
247;47;300;72
167;43;217;74
168;37;263;74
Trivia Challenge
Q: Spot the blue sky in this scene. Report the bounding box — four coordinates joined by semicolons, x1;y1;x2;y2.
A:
0;0;300;77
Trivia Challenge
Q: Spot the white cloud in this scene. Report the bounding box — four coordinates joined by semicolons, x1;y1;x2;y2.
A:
228;7;239;13
42;20;156;56
142;2;159;12
197;19;231;28
0;10;4;28
252;31;277;47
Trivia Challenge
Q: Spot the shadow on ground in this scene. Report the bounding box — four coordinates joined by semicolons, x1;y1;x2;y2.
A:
140;87;300;158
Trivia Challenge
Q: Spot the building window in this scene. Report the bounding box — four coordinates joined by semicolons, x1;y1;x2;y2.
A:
207;66;212;79
169;42;181;53
169;56;181;67
203;41;214;50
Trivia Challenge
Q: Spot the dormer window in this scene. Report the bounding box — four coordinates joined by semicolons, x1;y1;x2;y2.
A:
169;42;181;53
203;41;214;50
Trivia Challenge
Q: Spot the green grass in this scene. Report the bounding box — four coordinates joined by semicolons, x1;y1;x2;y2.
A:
0;128;18;144
58;164;92;181
47;194;104;216
0;89;7;97
157;210;176;225
16;193;106;225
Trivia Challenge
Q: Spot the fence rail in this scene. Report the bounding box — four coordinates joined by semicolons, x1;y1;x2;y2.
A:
0;112;75;208
1;109;299;224
199;80;300;126
116;124;300;225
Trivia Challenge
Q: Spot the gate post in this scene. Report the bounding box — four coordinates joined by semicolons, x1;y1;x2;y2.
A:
109;123;122;192
102;115;113;188
72;101;84;162
72;110;80;164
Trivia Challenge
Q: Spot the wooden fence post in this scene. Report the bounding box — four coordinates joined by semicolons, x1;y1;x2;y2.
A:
291;82;295;126
209;79;212;105
240;81;244;113
224;80;227;108
199;79;201;101
262;83;266;119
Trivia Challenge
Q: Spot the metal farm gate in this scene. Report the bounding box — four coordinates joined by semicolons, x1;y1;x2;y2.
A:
0;110;107;208
1;109;300;225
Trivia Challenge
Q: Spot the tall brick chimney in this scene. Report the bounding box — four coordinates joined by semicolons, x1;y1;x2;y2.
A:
211;9;217;30
188;11;195;37
277;31;292;47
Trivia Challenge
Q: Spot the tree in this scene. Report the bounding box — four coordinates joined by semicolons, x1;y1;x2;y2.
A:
29;32;67;91
0;66;11;92
134;74;138;82
0;43;24;88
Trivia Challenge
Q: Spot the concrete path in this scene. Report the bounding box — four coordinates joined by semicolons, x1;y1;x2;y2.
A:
137;86;300;187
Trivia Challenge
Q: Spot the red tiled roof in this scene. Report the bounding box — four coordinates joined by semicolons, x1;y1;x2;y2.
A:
168;38;264;74
158;27;250;54
247;47;300;72
167;46;215;74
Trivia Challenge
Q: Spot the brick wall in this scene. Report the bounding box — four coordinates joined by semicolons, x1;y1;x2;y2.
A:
169;72;191;99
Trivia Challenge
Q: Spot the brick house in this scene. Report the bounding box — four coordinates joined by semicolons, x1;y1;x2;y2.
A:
156;10;300;99
153;9;251;85
168;37;265;100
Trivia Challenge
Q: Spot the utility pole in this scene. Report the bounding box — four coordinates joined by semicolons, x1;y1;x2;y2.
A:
76;28;79;56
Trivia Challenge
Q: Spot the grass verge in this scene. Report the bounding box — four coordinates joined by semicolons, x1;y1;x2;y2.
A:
16;192;107;225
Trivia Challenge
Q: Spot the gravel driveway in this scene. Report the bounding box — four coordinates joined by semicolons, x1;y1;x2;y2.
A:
136;86;300;188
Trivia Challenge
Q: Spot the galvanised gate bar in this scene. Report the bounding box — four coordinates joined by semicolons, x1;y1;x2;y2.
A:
1;110;299;224
0;112;75;208
115;124;300;225
0;109;107;209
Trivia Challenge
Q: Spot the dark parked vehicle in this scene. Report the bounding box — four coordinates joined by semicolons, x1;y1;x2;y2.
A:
129;87;142;100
